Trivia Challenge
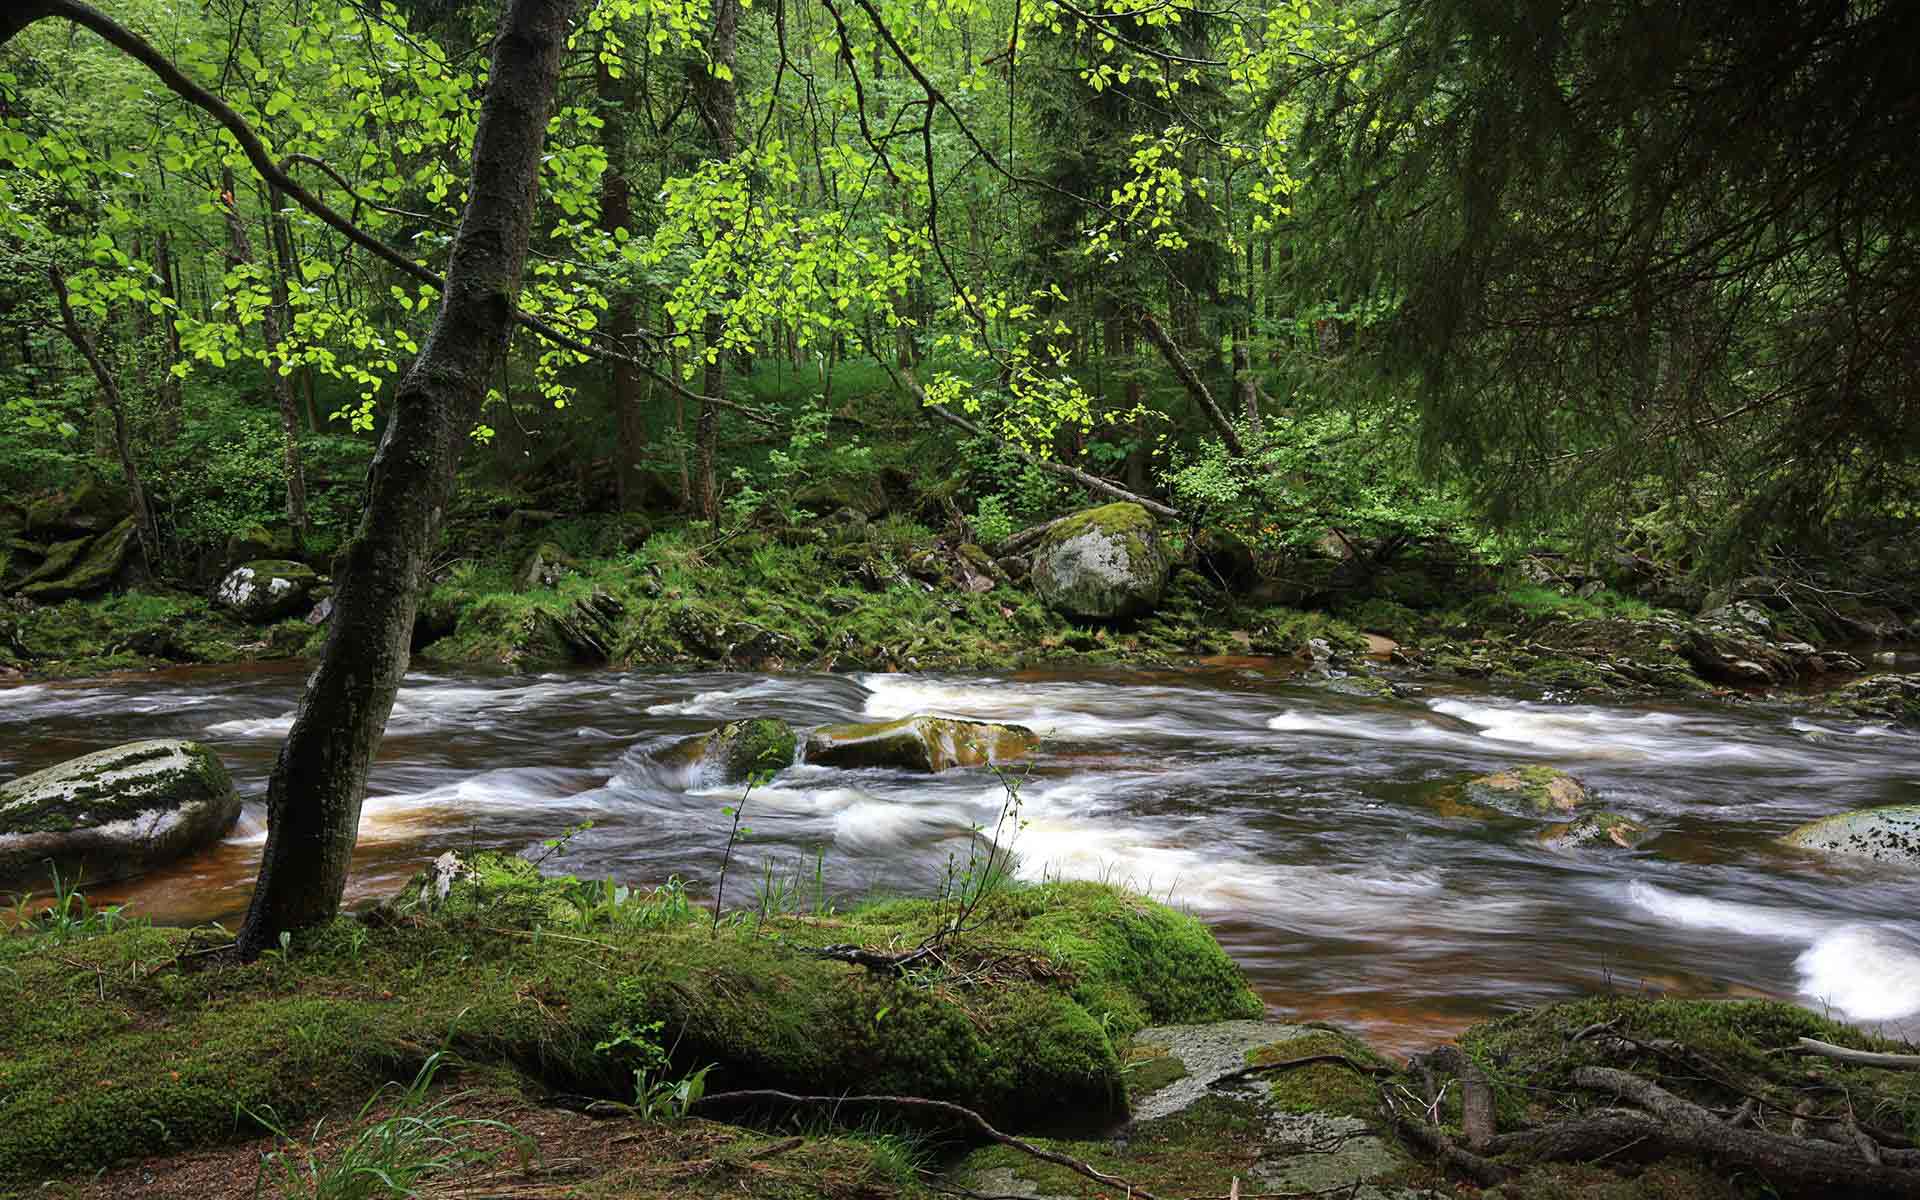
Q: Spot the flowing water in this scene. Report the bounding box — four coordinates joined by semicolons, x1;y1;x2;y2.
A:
6;661;1919;1053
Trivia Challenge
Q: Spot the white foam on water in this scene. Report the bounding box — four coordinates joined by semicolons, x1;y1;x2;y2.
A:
833;798;974;852
1626;881;1830;942
206;714;296;737
230;768;597;846
1788;717;1906;740
646;679;793;716
0;684;47;707
1796;925;1920;1023
1266;708;1468;748
1627;881;1920;1024
856;673;1220;742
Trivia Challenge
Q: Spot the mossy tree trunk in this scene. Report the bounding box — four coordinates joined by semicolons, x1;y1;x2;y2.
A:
234;0;577;957
597;36;651;512
47;264;162;570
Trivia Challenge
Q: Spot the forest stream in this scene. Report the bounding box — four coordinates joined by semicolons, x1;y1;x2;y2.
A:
7;662;1919;1054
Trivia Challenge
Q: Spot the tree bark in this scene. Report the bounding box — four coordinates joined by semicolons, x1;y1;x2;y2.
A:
221;168;310;551
689;0;740;523
48;264;161;569
234;0;576;957
597;39;650;512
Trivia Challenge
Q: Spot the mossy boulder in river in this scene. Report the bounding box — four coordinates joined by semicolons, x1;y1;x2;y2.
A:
1031;502;1170;621
804;715;1037;772
0;739;238;889
663;717;799;783
214;558;319;622
1782;803;1920;865
1463;765;1594;815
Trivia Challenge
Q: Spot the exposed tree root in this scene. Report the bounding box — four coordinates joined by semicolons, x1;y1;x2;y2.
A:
690;1089;1163;1200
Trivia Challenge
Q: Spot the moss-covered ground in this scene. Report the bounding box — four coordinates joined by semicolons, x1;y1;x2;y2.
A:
0;856;1258;1188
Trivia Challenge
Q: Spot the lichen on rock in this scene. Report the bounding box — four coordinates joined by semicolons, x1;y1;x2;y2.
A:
1462;765;1595;816
214;559;319;623
1782;803;1920;865
0;739;239;888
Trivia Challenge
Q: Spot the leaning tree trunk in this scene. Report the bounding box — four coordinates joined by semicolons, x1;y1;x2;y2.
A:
234;0;576;957
48;264;162;569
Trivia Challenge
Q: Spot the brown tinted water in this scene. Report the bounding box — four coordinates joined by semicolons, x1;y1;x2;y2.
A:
5;662;1917;1054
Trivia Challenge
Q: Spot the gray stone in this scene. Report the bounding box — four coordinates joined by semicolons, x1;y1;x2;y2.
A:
0;739;239;888
1030;503;1169;621
215;559;319;622
1783;804;1920;866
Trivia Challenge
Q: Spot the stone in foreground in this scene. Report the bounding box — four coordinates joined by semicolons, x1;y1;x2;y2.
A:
945;1019;1414;1199
804;715;1037;772
1782;803;1920;865
214;559;319;622
1030;502;1170;621
0;739;239;888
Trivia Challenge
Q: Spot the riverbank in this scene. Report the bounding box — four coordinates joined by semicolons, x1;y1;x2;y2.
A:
7;506;1918;729
5;855;1916;1199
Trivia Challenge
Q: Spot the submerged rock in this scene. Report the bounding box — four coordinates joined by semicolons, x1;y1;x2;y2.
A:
804;715;1037;772
663;717;799;783
1462;765;1595;815
18;516;137;602
1538;810;1649;852
0;739;239;888
1031;502;1170;621
1782;803;1920;866
215;559;319;622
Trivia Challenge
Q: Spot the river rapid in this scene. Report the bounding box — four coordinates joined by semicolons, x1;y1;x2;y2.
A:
6;661;1918;1053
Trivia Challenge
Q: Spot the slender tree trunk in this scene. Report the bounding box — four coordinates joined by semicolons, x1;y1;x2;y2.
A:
221;168;310;550
236;0;576;957
597;40;649;511
153;229;184;422
48;264;161;568
690;0;740;524
267;187;318;433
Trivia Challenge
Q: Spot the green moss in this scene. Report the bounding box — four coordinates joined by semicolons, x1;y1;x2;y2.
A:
1462;765;1594;815
0;863;1260;1182
1247;1029;1387;1119
1122;1043;1189;1102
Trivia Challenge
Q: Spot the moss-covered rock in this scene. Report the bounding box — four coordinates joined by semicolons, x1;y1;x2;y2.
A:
804;715;1037;772
23;480;128;538
1031;503;1170;622
213;558;319;622
1781;803;1920;865
1818;672;1920;728
18;516;137;602
0;859;1261;1181
223;523;297;564
664;718;799;783
1462;765;1594;816
10;533;91;594
0;739;238;889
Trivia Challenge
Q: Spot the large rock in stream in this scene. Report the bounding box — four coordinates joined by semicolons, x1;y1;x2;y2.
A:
1030;502;1170;621
1782;804;1920;866
805;715;1037;772
0;740;239;888
215;559;319;622
662;718;799;783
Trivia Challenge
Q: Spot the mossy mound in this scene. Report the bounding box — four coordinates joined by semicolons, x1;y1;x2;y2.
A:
0;589;297;676
0;857;1261;1182
803;716;1037;773
0;739;238;889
